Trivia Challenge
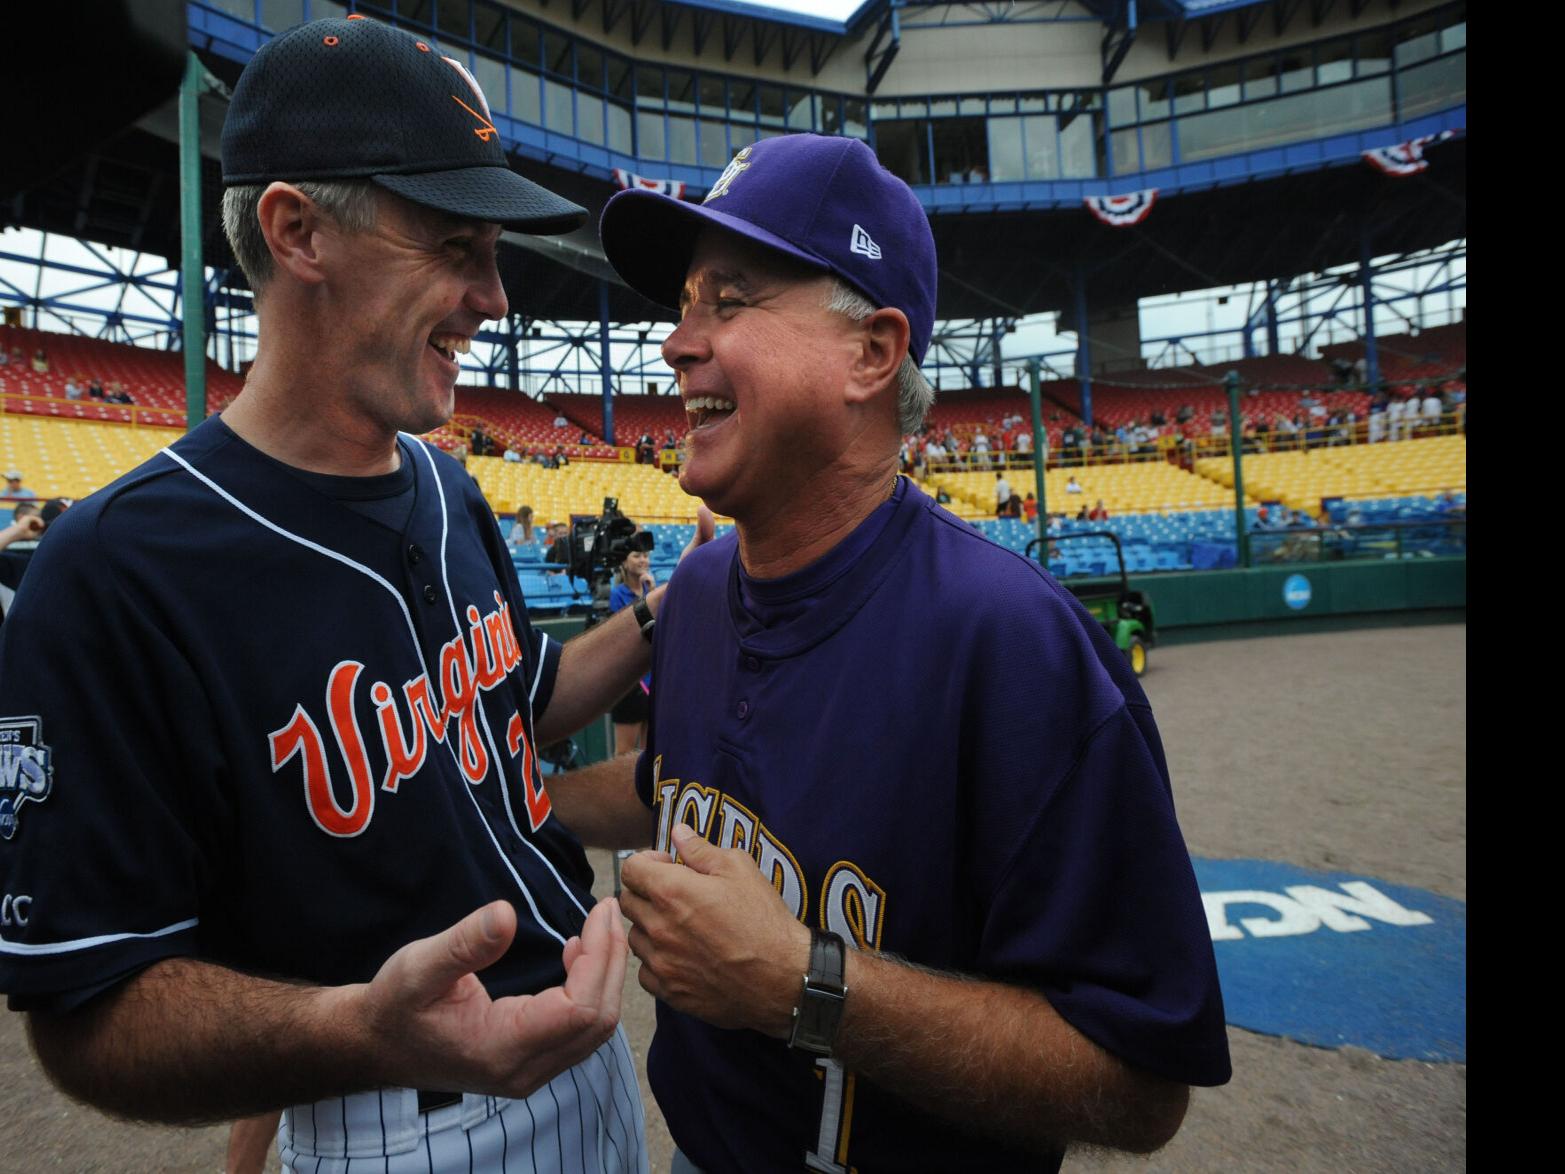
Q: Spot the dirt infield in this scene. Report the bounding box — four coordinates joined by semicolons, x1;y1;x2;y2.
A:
0;623;1465;1172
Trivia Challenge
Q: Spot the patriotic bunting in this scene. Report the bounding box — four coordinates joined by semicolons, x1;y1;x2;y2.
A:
1362;130;1460;177
612;168;688;200
1084;189;1157;227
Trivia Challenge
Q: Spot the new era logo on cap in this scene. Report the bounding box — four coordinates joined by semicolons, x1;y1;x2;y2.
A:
850;224;882;260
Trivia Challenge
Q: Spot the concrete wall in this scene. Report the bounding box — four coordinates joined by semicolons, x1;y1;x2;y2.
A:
496;0;1456;99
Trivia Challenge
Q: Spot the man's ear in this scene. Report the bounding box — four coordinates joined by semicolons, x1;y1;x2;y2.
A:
845;307;911;407
255;182;330;287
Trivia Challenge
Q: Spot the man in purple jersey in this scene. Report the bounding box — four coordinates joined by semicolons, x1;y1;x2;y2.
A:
548;134;1230;1172
0;18;658;1173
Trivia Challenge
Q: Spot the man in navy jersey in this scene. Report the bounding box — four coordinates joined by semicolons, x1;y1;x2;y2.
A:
0;18;661;1173
547;134;1230;1172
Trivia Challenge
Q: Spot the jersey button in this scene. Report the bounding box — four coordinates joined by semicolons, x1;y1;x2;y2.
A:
408;544;423;565
423;585;438;604
736;699;750;720
743;656;761;672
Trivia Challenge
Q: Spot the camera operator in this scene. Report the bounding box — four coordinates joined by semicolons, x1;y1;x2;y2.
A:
607;543;655;755
0;497;70;626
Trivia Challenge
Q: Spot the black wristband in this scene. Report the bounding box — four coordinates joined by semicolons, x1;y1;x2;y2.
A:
631;596;655;643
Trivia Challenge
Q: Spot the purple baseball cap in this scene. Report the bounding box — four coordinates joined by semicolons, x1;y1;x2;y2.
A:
599;134;937;365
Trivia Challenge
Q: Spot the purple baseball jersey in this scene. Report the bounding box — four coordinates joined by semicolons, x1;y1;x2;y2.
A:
636;480;1229;1173
0;416;593;1012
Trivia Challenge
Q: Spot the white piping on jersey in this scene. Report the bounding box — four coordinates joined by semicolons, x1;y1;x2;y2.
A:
411;440;590;922
161;441;574;946
161;447;419;642
530;633;552;703
0;917;197;956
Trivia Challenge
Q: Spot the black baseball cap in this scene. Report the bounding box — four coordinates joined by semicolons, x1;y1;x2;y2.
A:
221;16;585;234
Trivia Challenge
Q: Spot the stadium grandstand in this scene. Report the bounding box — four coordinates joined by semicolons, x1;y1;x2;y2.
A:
2;0;1464;610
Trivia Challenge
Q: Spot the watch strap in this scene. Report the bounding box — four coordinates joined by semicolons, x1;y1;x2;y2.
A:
631;596;655;643
788;929;848;1056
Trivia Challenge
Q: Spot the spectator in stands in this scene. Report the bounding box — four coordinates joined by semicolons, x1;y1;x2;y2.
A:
1015;424;1034;465
544;521;571;571
637;432;656;464
5;471;36;501
1434;489;1464;517
994;471;1012;515
30;347;48;374
1075;504;1089;522
553;411;569;428
0;347;8;367
502;446;523;463
1001;493;1023;519
1065;474;1084;496
1088;500;1109;523
88;379;106;400
508;505;536;551
553;445;570;467
972;426;991;469
1422;387;1444;431
1175;403;1193;424
105;383;134;404
64;377;83;400
1387;391;1408;442
579;430;593;446
1022;492;1038;523
0;498;69;627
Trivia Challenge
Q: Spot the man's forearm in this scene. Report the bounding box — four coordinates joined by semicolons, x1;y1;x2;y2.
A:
832;951;1189;1156
544;753;655;849
534;586;661;745
27;958;370;1124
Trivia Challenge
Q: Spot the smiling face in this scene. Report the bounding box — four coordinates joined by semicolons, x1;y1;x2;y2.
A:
311;191;506;437
661;228;863;522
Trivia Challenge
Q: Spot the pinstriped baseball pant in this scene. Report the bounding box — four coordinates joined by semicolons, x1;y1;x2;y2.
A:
277;1028;647;1174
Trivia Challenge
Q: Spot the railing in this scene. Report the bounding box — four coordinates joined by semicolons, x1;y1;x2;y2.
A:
0;390;188;429
1247;518;1467;566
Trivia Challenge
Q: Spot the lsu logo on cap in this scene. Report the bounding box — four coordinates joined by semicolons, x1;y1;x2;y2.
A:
0;716;53;841
705;146;754;202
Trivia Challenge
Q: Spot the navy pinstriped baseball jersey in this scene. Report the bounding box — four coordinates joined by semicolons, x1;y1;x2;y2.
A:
0;415;592;1011
635;480;1230;1173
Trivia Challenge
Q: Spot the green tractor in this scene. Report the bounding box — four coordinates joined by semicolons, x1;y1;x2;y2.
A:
1027;529;1156;677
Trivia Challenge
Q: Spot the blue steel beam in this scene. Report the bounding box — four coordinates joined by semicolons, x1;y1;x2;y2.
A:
1101;0;1137;85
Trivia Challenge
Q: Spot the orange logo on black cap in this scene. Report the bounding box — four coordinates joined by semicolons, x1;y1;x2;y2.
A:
441;56;498;143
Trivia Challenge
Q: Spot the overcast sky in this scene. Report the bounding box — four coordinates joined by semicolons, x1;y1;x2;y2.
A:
730;0;866;20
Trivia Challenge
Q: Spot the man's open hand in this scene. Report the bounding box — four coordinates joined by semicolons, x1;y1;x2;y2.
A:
352;896;627;1097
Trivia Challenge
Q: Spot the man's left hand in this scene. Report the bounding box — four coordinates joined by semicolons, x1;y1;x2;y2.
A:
619;823;810;1037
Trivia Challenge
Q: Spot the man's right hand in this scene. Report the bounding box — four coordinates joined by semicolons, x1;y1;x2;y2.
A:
350;896;628;1099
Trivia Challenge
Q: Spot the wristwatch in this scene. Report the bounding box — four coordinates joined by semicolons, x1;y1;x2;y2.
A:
631;596;655;643
788;929;848;1057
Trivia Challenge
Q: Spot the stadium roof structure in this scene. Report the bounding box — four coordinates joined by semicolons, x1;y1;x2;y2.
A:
3;0;1464;336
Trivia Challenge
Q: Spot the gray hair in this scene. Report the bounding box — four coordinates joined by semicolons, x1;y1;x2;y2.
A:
822;279;934;435
221;180;380;297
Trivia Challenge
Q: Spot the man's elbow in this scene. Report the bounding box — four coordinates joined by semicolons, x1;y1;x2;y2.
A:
1120;1079;1190;1154
26;1008;125;1119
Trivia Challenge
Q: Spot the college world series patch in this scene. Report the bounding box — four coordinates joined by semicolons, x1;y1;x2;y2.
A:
0;716;54;840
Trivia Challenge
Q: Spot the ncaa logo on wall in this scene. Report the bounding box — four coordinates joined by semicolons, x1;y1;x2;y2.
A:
1283;574;1312;610
0;716;53;840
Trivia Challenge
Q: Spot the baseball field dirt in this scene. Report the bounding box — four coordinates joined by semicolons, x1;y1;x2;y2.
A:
0;622;1465;1172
